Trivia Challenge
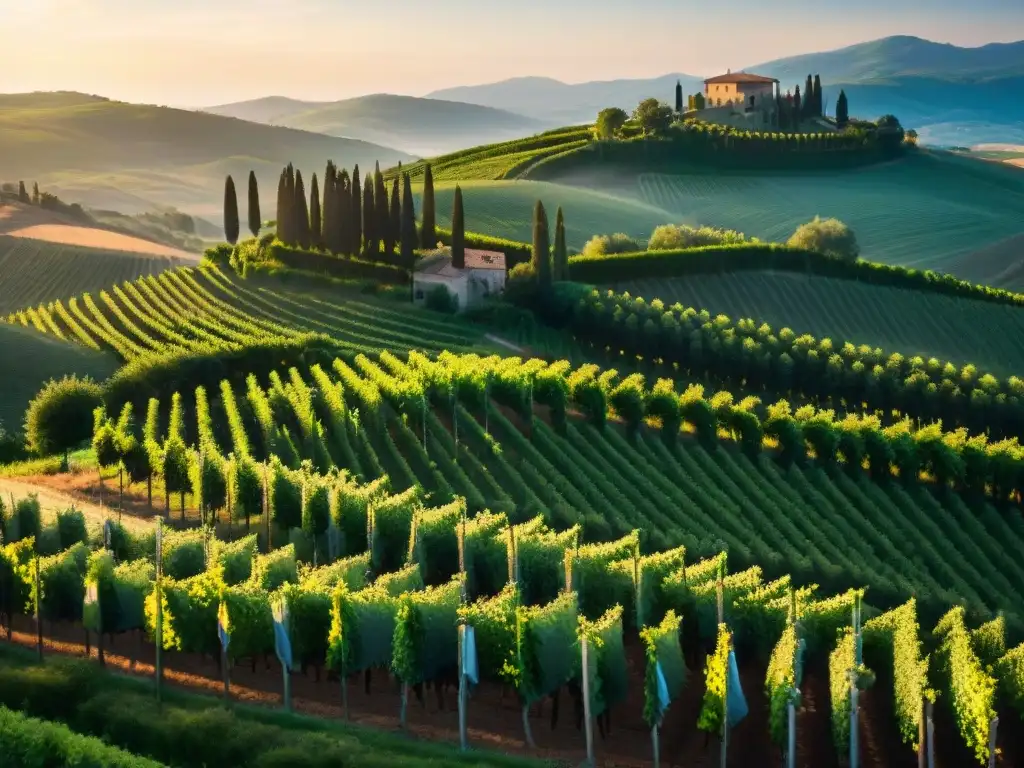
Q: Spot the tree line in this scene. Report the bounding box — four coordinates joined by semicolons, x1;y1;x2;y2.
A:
222;162;446;270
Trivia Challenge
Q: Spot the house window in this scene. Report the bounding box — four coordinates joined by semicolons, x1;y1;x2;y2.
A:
717;98;721;107
749;95;755;106
414;289;424;300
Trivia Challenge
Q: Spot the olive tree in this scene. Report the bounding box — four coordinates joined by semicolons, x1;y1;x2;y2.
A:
595;107;628;140
24;376;103;466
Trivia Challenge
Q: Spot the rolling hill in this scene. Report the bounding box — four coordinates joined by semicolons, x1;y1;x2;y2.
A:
388;130;1024;284
0;91;412;218
428;36;1024;145
204;93;550;157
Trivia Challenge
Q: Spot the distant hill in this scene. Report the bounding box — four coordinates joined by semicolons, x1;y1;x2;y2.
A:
426;37;1024;145
426;74;705;125
0;91;412;218
204;93;549;157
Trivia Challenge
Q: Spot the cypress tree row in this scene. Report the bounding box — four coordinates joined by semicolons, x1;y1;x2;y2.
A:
294;170;310;249
362;175;375;258
552;206;567;281
532;200;551;287
421;163;436;248
400;172;417;269
247;170;261;238
223;175;240;245
309;172;322;248
388;176;400;258
351;165;362;256
451;184;466;270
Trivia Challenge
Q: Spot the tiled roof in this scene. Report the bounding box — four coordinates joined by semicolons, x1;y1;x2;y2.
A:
704;72;778;85
415;247;506;277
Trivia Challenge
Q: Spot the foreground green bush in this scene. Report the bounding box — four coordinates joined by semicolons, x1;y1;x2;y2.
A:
24;376;103;459
788;216;859;261
0;705;164;767
0;647;543;768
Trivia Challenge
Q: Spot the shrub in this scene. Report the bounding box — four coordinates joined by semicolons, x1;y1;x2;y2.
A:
788;216;859;262
424;285;458;314
581;233;642;258
24;377;103;459
648;224;750;250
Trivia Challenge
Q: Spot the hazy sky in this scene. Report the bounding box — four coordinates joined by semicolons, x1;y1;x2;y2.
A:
3;0;1023;106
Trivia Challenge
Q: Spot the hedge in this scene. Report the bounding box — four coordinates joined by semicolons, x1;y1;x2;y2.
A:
0;705;165;768
567;243;1024;309
267;244;409;285
0;646;540;768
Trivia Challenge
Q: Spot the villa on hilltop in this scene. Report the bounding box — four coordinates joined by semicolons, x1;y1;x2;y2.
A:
688;70;829;132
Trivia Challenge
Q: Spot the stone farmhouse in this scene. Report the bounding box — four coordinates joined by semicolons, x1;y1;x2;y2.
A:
699;71;781;129
412;247;506;312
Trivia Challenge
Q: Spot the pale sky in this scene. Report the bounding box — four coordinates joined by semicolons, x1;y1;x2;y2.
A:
2;0;1023;106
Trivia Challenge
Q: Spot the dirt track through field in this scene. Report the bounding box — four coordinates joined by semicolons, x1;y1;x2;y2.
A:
4;224;196;259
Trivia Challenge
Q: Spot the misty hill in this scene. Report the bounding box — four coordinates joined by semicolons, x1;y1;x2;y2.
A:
0;91;412;218
427;37;1024;145
427;74;705;125
751;35;1024;84
205;93;550;156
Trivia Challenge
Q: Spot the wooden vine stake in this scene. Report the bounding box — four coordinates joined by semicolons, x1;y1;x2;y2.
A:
155;519;163;707
34;556;43;660
918;698;926;768
457;513;468;751
987;716;998;768
850;591;863;768
581;633;595;767
926;699;935;768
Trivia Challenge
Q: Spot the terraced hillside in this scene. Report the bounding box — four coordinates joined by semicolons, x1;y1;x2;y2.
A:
613;270;1024;375
0;235;192;315
0;323;117;430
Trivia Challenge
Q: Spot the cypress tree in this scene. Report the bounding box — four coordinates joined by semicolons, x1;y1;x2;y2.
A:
275;169;288;243
374;167;389;256
793;86;802;119
421;163;436;248
310;172;322;248
552;206;567;281
675;80;683;113
804;75;813;117
247;170;261;238
32;182;40;205
338;170;351;255
400;172;417;269
17;181;29;204
294;170;310;249
836;90;849;127
351;165;362;255
362;176;376;257
531;200;551;287
322;164;336;251
223;175;240;245
388;176;400;258
813;74;823;116
450;184;465;270
285;164;296;245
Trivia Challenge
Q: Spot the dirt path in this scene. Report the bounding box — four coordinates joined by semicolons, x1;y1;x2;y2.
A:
484;333;526;354
0;477;151;531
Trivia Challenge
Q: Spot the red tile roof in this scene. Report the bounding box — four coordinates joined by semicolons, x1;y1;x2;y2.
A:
704;72;778;85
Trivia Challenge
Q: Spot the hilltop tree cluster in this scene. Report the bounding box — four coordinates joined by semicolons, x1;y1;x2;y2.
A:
223;160;440;270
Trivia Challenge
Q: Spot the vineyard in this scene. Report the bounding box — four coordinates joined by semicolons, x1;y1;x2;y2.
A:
631;152;1024;276
612;271;1024;375
4;265;490;361
0;235;192;315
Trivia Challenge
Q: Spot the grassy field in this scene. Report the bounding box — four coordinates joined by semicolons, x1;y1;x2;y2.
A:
0;323;117;431
551;151;1024;282
614;270;1024;375
424;180;671;249
0;235;190;315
